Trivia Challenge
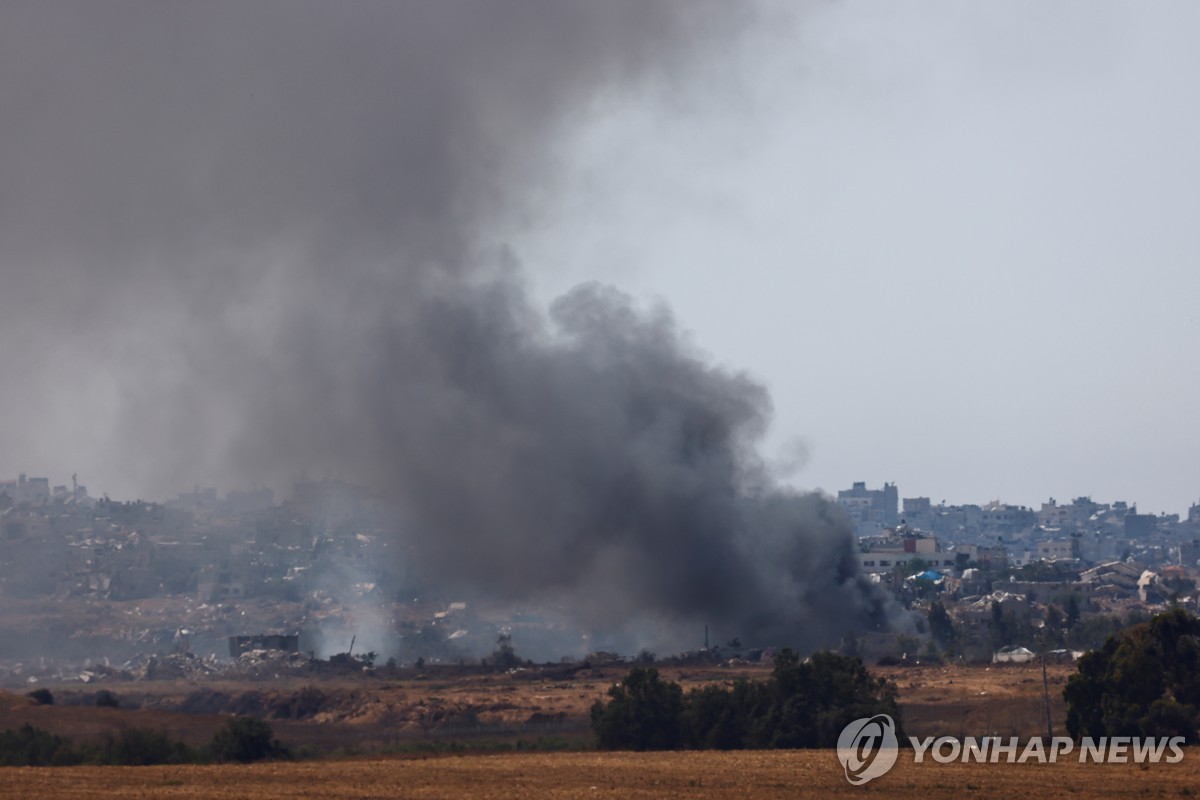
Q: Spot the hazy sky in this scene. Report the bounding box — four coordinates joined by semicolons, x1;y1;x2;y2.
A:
1;1;1197;516
520;1;1200;515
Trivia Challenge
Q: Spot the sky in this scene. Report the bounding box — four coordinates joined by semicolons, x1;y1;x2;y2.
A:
1;1;1197;517
518;1;1200;515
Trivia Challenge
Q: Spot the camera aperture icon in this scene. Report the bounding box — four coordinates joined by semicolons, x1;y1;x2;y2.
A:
836;714;899;785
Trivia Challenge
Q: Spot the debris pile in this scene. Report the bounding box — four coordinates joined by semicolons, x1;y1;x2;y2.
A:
141;652;224;681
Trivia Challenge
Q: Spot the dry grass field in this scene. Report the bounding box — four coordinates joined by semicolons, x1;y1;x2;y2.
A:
877;662;1074;738
0;661;1158;798
0;749;1197;799
0;661;1077;751
0;660;1077;753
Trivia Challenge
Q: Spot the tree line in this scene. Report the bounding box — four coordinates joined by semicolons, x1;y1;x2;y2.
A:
0;715;288;767
1064;608;1200;742
590;650;901;750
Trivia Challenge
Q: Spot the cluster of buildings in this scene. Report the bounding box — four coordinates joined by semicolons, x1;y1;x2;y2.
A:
0;475;403;604
0;475;415;667
2;471;1198;671
0;473;85;506
838;481;1200;571
838;481;1200;660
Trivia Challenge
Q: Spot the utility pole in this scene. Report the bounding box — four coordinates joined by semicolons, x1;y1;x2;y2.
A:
1041;629;1053;740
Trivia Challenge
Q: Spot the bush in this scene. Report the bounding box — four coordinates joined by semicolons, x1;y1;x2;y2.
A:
97;728;195;765
0;724;83;766
26;688;54;706
94;690;120;709
681;679;768;749
744;650;902;749
487;635;520;670
590;667;684;751
1064;608;1200;741
207;716;289;763
0;724;200;767
592;650;901;751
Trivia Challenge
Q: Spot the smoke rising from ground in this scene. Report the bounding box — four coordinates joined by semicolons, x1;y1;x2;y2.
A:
0;2;892;651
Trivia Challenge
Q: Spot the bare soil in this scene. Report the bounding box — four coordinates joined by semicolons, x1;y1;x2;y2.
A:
0;749;1195;799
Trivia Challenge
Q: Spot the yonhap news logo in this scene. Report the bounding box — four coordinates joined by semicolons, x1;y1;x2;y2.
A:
835;715;1187;786
836;714;899;785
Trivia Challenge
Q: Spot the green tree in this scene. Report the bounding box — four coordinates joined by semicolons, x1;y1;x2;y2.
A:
1162;575;1197;606
1063;608;1200;741
0;724;82;766
990;601;1007;649
1043;605;1066;648
1065;593;1081;630
899;558;929;579
94;690;120;709
207;717;289;763
488;634;520;670
98;728;194;766
590;668;684;751
593;652;901;751
681;682;754;750
754;650;901;749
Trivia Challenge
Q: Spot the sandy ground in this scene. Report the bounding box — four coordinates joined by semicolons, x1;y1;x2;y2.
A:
0;749;1195;799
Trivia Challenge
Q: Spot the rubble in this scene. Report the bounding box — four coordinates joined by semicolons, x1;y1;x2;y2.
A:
141;652;224;681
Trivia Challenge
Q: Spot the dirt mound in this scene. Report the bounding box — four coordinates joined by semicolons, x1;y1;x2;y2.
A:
0;690;33;711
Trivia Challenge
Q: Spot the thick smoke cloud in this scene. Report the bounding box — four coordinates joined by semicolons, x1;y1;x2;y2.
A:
0;2;892;651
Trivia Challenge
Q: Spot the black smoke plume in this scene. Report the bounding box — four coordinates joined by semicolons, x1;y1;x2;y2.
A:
0;2;893;652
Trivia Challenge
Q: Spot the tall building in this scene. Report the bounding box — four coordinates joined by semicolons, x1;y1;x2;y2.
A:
0;474;52;506
901;496;934;530
837;481;900;530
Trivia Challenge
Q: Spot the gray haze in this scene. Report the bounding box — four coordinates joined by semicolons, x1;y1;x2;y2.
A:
0;2;892;650
524;1;1200;516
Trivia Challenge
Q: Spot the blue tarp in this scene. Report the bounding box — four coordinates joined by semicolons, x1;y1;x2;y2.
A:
911;569;944;583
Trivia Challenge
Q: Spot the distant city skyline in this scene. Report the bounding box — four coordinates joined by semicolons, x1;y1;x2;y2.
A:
5;468;1192;522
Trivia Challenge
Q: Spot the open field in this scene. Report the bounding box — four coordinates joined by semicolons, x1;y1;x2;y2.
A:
0;661;1076;753
878;662;1073;739
0;662;1185;799
0;749;1197;799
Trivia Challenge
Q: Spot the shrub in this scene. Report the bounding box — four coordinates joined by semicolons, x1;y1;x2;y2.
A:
0;724;199;767
592;651;901;751
26;688;54;706
98;728;195;766
94;690;120;709
488;635;520;670
746;650;901;749
590;667;684;751
0;724;83;766
207;716;290;763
